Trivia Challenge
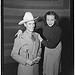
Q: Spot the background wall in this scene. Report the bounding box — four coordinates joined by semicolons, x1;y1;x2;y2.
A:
4;0;70;64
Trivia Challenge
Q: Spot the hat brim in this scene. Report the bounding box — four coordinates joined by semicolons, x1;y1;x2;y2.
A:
18;16;39;25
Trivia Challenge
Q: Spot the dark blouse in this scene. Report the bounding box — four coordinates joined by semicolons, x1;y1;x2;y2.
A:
36;20;62;49
20;17;62;49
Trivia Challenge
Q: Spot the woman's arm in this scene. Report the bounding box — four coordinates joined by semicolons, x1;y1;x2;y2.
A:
35;20;45;29
42;27;62;48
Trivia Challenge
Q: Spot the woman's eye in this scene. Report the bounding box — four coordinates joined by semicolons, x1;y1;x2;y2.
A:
51;19;55;21
47;19;49;21
51;20;53;21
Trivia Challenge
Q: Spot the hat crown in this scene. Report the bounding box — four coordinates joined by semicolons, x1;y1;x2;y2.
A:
23;12;34;22
18;12;38;25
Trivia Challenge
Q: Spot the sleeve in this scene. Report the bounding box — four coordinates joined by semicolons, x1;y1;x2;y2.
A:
11;37;27;65
42;27;62;48
36;16;43;22
36;33;42;57
37;41;42;57
35;20;45;29
37;48;42;57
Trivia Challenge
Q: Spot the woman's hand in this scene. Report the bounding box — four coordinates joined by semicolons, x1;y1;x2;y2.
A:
15;30;22;38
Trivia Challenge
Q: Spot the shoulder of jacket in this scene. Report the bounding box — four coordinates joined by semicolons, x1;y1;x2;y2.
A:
14;34;24;42
14;37;21;42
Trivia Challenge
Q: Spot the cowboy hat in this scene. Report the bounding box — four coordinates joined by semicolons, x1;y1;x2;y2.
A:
18;12;38;25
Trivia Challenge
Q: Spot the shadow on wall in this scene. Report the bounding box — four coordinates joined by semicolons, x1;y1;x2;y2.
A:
59;16;74;75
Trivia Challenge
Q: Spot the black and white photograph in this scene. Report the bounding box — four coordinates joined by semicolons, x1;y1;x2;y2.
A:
2;0;73;75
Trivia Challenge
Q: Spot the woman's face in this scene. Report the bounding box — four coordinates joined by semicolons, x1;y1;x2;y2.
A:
25;21;35;32
46;15;55;27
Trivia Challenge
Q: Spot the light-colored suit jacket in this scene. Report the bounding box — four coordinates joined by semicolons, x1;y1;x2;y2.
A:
11;31;41;65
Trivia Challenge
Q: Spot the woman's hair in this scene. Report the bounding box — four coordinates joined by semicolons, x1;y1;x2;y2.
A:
44;11;59;25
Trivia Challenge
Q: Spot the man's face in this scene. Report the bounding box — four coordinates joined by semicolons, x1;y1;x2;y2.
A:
25;21;35;32
46;15;55;27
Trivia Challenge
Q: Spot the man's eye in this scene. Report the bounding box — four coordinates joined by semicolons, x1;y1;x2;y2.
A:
28;23;35;25
29;23;31;25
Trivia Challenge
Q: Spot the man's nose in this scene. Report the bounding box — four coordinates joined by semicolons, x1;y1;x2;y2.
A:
32;24;35;27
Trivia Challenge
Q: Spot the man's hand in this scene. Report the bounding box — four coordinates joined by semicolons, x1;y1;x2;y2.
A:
26;59;32;65
32;57;41;64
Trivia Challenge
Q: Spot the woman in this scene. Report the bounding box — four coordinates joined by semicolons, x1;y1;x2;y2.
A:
11;12;41;75
16;11;62;75
37;11;62;75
